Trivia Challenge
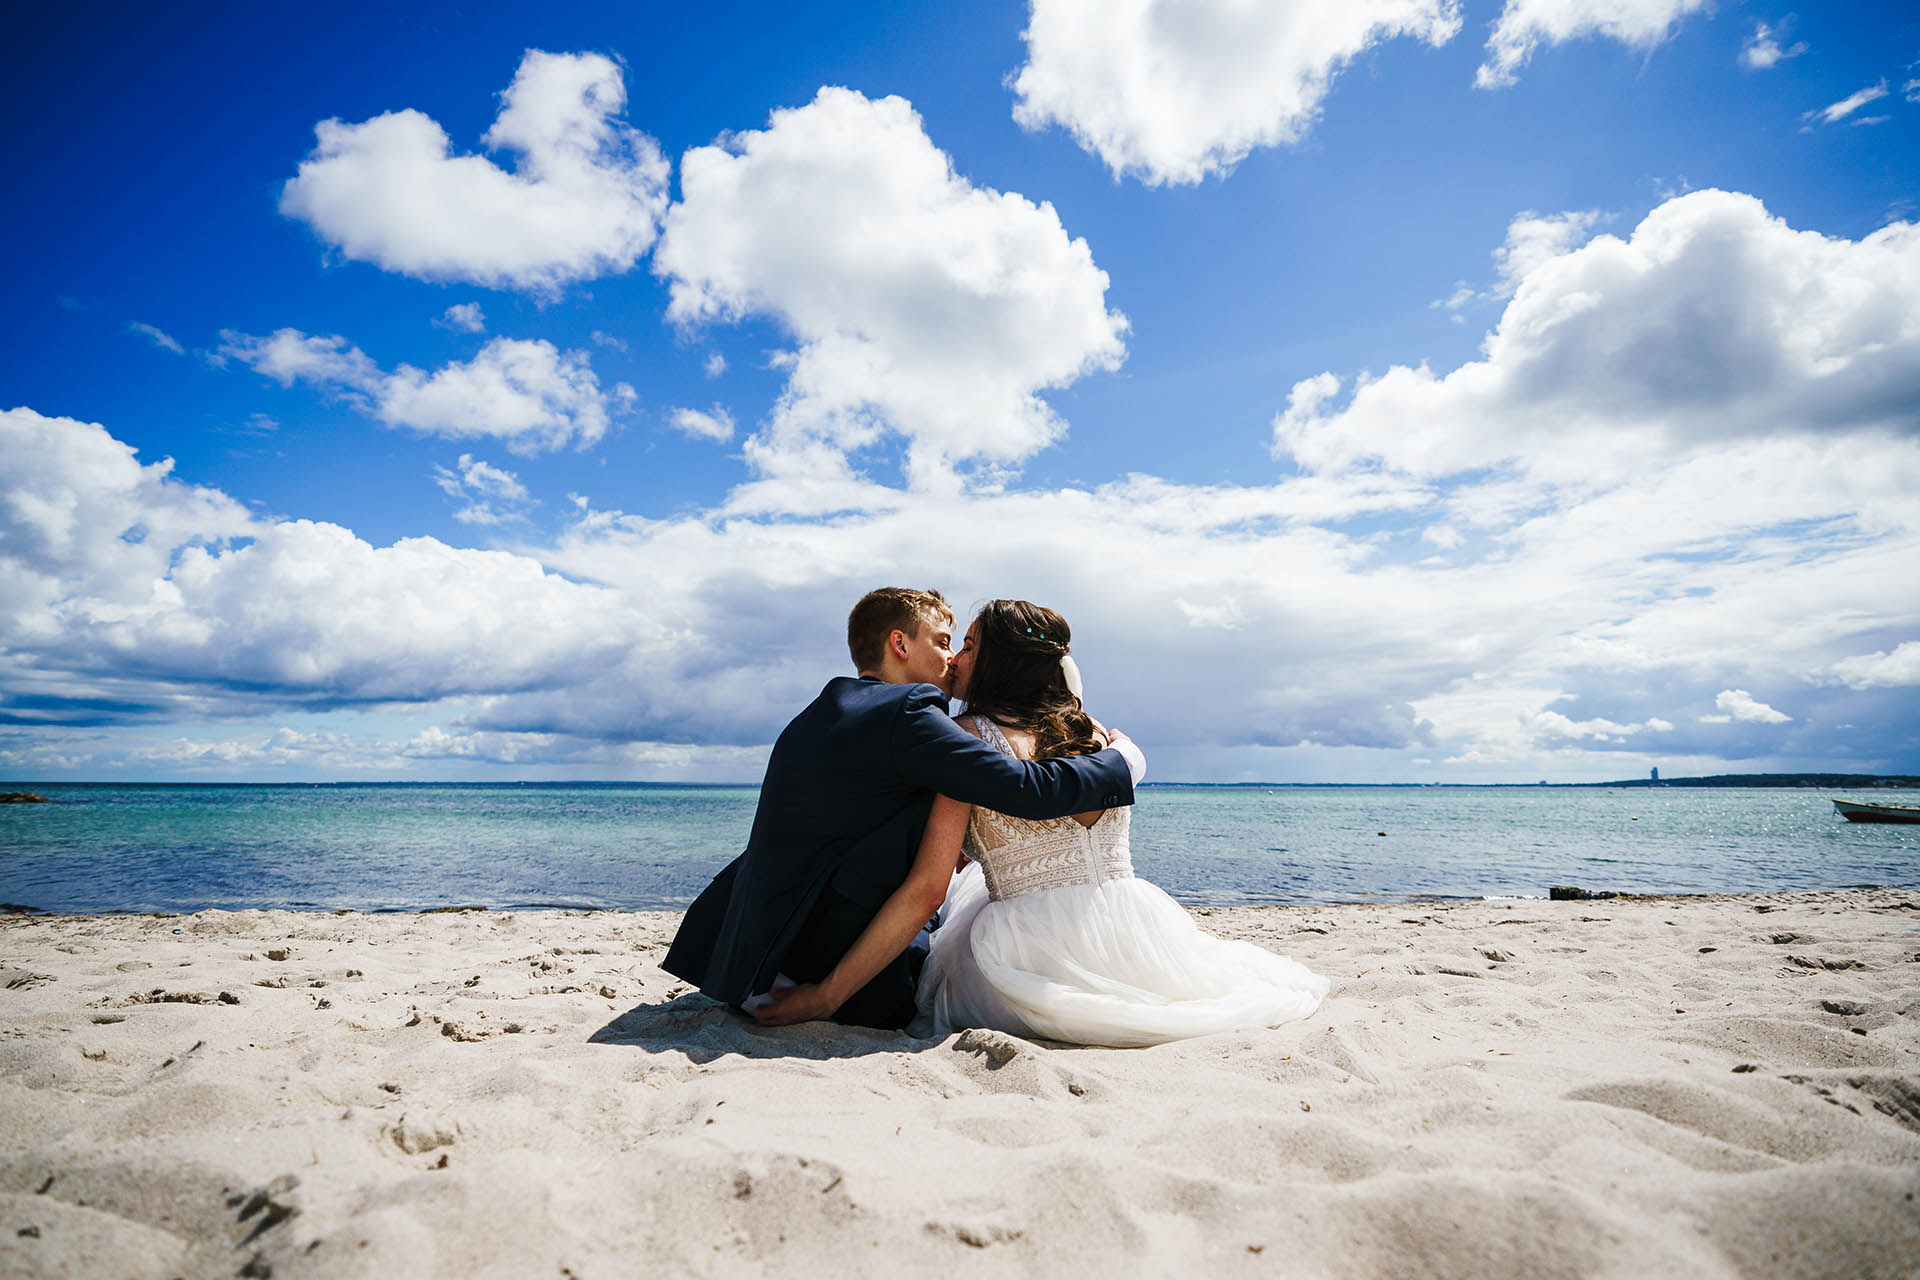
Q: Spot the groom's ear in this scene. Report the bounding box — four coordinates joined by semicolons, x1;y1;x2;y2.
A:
886;628;911;661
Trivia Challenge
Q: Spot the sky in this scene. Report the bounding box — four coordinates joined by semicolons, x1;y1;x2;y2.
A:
3;0;1918;784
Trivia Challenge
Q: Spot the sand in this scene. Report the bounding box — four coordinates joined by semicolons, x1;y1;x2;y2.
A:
2;888;1916;1279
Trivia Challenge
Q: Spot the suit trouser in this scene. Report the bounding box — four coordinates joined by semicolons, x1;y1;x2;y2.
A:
779;886;929;1030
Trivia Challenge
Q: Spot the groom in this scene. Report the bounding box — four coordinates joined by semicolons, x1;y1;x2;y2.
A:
663;587;1141;1030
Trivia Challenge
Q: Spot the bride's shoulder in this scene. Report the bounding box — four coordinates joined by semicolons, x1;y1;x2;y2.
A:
955;713;1018;748
959;715;1034;758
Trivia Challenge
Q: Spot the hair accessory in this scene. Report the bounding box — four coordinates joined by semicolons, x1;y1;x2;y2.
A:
1059;653;1084;702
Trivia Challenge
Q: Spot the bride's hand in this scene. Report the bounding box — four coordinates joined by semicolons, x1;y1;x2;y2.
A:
750;982;841;1026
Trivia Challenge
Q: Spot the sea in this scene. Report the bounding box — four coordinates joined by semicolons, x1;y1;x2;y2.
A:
2;782;1917;916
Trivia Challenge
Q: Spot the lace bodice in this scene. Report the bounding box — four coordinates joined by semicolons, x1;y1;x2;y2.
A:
961;716;1135;901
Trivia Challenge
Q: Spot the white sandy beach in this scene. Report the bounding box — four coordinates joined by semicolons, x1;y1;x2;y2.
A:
2;888;1917;1278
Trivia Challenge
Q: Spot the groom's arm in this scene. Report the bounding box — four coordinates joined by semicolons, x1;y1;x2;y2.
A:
887;685;1138;820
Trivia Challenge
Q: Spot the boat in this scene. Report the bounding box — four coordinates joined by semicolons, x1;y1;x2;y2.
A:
1832;799;1920;824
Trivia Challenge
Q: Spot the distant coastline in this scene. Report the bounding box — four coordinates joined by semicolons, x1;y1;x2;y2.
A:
1585;772;1920;789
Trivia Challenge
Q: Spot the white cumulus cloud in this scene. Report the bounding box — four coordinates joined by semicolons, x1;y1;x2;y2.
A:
432;453;534;525
1478;0;1712;89
280;50;669;294
527;454;1920;772
669;406;735;442
436;303;486;333
1707;689;1790;724
1437;208;1604;312
1492;209;1605;292
1739;21;1805;71
1;408;254;685
7;403;1919;778
1;409;637;720
223;329;618;453
1276;190;1920;485
1531;708;1673;742
654;87;1127;496
1011;0;1462;186
1825;642;1920;691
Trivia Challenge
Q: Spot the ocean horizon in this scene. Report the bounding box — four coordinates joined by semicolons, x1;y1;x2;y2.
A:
5;780;1916;917
12;769;1917;789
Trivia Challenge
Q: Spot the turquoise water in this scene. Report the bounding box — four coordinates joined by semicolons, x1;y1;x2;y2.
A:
2;782;1916;914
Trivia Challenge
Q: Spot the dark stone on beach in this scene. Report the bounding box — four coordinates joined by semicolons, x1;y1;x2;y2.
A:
3;904;44;915
0;792;48;803
421;905;489;914
1822;999;1869;1016
1550;886;1617;901
1731;1063;1759;1073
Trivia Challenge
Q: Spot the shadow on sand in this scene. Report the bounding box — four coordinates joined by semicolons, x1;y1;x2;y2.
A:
588;992;935;1064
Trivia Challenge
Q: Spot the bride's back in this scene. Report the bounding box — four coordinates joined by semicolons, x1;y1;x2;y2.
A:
959;714;1134;900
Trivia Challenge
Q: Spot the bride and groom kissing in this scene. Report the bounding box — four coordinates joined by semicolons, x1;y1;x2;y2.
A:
663;588;1326;1047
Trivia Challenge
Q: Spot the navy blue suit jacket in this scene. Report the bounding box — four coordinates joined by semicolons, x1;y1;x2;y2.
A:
662;676;1134;1016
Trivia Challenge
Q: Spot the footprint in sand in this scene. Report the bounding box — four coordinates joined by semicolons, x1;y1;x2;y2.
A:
947;1028;1097;1100
383;1111;460;1155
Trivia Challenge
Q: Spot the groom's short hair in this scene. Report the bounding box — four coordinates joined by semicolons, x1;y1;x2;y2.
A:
848;587;952;671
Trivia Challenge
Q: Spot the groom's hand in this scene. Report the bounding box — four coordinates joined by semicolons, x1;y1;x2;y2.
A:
751;982;840;1026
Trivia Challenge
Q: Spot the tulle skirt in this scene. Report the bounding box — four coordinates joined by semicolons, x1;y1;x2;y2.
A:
917;862;1329;1048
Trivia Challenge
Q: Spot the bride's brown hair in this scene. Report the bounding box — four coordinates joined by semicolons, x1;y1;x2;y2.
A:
961;600;1105;760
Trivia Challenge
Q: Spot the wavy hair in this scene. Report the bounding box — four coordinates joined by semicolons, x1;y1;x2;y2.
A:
961;600;1104;759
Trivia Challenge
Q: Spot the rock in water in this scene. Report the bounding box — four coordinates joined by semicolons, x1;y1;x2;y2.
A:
1550;886;1618;901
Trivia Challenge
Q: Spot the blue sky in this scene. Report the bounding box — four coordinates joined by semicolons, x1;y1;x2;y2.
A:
3;0;1917;782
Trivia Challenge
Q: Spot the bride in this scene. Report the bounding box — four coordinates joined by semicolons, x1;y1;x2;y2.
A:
757;599;1328;1047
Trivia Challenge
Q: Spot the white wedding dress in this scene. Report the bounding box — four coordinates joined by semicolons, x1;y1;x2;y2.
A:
916;717;1329;1047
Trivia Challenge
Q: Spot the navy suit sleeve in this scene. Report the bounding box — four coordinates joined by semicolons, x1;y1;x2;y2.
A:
887;685;1134;819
